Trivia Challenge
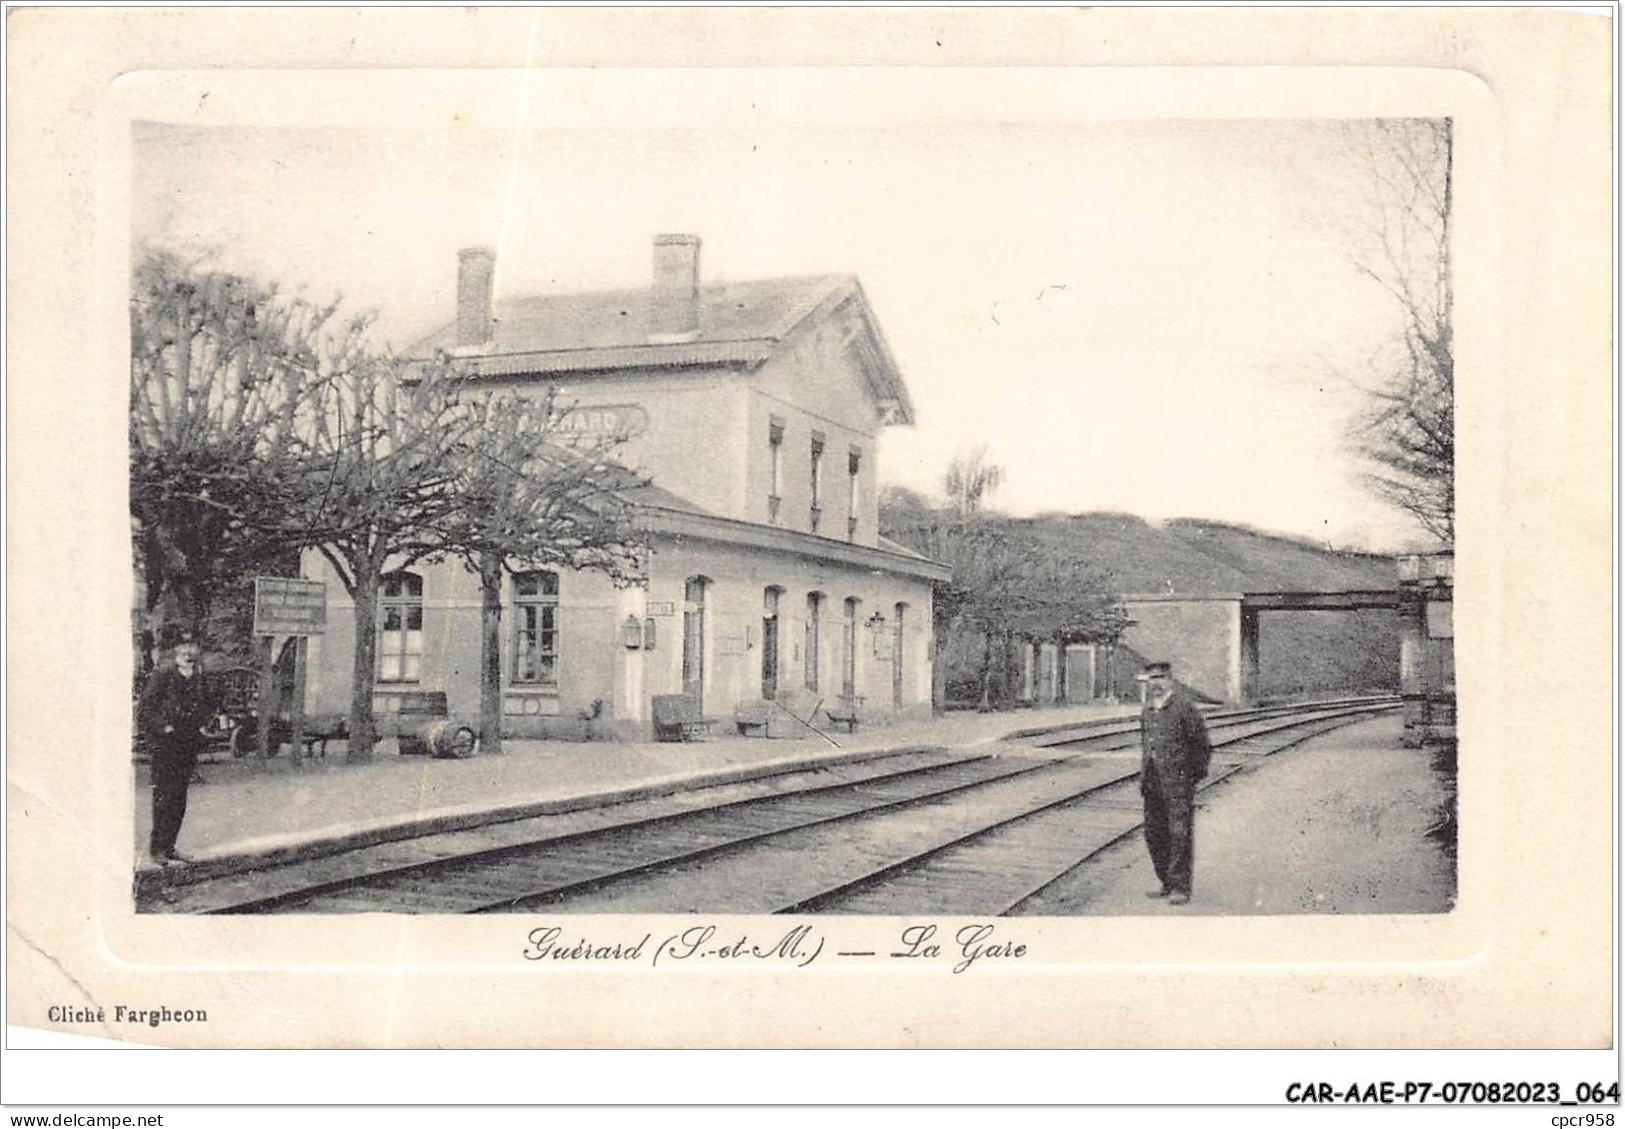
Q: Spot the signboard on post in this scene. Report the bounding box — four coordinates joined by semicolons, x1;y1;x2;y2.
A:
251;577;326;763
253;577;327;636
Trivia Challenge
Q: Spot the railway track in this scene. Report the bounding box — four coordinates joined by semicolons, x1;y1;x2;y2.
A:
141;697;1398;916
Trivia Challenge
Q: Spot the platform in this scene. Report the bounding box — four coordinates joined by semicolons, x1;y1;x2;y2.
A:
134;702;1142;880
1027;713;1456;915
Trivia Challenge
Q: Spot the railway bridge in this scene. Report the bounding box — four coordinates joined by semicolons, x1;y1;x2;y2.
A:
1119;589;1401;703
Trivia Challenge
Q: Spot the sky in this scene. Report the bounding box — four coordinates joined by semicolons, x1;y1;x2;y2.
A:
130;71;1442;552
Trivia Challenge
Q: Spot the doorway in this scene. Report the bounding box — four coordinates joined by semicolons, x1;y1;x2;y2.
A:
762;587;782;699
892;603;907;709
682;576;708;709
842;598;860;699
804;592;823;692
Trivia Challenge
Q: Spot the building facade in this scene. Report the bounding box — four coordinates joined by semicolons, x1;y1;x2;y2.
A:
303;236;948;740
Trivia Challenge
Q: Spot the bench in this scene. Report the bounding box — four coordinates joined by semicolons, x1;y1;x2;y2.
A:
736;688;824;739
225;713;348;759
731;694;821;738
652;694;718;742
825;694;865;733
775;688;822;723
296;714;349;758
380;691;451;755
734;699;775;737
199;666;347;759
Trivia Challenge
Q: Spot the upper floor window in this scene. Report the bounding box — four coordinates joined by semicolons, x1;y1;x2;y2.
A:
512;570;560;686
379;571;423;683
847;447;862;542
768;416;785;524
810;431;826;534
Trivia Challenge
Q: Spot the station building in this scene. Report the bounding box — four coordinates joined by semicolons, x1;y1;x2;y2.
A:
303;236;949;741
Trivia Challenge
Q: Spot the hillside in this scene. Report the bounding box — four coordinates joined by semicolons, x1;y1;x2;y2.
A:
1012;513;1400;699
1009;512;1395;595
904;509;1404;702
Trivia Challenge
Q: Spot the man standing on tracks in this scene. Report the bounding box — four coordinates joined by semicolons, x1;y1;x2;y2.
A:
1137;660;1212;906
138;635;214;867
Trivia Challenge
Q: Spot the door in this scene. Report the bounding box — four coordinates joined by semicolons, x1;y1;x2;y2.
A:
682;577;706;709
804;592;822;692
761;587;781;699
892;603;906;709
842;598;859;699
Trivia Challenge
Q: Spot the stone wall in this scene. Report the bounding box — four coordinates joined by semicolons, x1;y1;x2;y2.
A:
1120;597;1242;702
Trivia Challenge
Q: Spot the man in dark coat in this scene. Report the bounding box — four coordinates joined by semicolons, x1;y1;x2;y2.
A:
1137;661;1213;906
138;638;214;866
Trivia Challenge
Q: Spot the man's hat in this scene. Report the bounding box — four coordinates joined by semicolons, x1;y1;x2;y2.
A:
1135;661;1173;681
158;624;197;649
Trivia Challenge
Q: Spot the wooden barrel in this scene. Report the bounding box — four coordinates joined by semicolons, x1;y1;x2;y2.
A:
426;719;478;759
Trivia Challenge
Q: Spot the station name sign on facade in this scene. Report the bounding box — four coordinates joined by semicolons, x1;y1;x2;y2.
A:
253;577;327;636
551;404;649;440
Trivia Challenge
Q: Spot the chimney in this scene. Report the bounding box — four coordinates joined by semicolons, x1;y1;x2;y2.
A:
649;233;701;341
455;246;496;348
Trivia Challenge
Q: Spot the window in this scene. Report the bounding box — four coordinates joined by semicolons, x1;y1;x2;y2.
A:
847;448;862;542
379;571;423;683
810;431;825;533
767;417;784;524
804;591;823;691
512;570;560;686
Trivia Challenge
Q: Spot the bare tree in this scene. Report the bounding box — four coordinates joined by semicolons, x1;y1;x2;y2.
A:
131;251;652;761
882;477;1126;711
943;444;1005;520
305;357;475;762
944;523;1036;709
129;247;365;660
434;390;648;756
1337;119;1454;544
953;526;1127;709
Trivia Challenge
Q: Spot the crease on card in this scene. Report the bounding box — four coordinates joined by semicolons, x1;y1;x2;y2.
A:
495;14;544;286
389;23;546;1050
10;921;117;1038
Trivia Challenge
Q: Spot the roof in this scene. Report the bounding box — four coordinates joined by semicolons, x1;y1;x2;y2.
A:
565;459;716;520
877;535;930;560
571;462;944;580
637;503;952;584
608;479;944;577
409;274;840;361
407;274;915;423
615;480;713;517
